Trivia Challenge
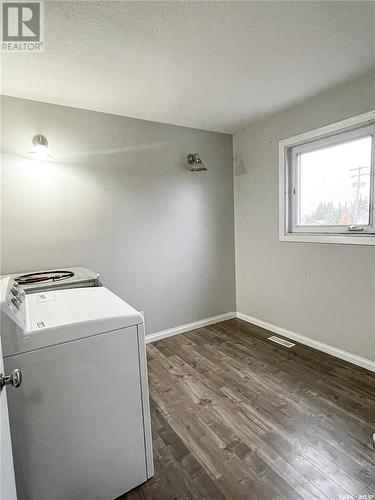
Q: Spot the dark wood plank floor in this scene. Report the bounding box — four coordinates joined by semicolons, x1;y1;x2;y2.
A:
122;318;375;500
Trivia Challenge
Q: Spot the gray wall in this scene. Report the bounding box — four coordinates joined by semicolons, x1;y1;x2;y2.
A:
1;96;236;335
234;72;375;362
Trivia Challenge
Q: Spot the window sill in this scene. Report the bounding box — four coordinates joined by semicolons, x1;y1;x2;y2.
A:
279;233;375;246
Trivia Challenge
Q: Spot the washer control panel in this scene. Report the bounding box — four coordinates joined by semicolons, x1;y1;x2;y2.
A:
7;280;25;310
0;277;27;334
4;279;27;329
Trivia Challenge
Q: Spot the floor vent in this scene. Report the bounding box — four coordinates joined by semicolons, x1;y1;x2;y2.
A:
268;336;295;348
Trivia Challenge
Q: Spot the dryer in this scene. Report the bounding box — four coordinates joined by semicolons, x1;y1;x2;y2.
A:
0;278;153;500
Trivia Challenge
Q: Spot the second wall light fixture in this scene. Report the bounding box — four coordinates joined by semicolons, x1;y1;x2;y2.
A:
28;134;53;161
187;153;207;172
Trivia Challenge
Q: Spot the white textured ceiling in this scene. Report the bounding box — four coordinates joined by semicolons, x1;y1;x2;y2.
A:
2;1;375;133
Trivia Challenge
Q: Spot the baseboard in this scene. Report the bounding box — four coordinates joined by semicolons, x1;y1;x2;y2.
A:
146;312;236;344
236;312;375;373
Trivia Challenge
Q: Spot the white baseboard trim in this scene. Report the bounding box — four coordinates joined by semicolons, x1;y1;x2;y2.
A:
237;312;375;373
146;312;236;344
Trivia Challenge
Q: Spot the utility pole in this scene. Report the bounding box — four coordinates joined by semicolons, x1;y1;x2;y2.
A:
350;165;369;223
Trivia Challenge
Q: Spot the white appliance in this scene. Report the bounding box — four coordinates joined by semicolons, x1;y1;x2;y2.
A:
0;278;153;500
4;266;101;294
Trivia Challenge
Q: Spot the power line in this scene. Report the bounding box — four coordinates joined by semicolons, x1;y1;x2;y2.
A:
350;165;369;222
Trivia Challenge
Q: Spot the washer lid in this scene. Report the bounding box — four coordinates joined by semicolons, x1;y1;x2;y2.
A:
4;287;143;357
3;266;101;293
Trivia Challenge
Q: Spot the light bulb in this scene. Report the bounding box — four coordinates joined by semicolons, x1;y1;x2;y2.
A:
28;135;53;160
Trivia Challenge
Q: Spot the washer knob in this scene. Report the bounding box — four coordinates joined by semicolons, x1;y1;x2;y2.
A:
11;296;21;308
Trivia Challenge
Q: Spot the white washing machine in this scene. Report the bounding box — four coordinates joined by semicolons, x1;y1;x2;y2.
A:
0;278;153;500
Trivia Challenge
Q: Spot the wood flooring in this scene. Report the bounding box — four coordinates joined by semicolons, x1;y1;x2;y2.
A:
121;318;375;500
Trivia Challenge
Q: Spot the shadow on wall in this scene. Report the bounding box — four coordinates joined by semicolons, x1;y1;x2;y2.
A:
3;140;199;174
233;153;246;176
58;141;168;163
2;141;206;176
58;142;208;173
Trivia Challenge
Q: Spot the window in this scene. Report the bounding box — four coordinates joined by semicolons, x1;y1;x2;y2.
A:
279;111;375;245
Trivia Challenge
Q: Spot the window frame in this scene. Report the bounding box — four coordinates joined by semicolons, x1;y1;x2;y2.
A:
279;110;375;245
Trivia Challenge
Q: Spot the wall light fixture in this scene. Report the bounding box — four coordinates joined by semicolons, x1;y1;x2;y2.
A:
28;134;53;160
187;153;207;172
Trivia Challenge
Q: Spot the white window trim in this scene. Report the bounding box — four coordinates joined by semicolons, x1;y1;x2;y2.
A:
279;110;375;245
